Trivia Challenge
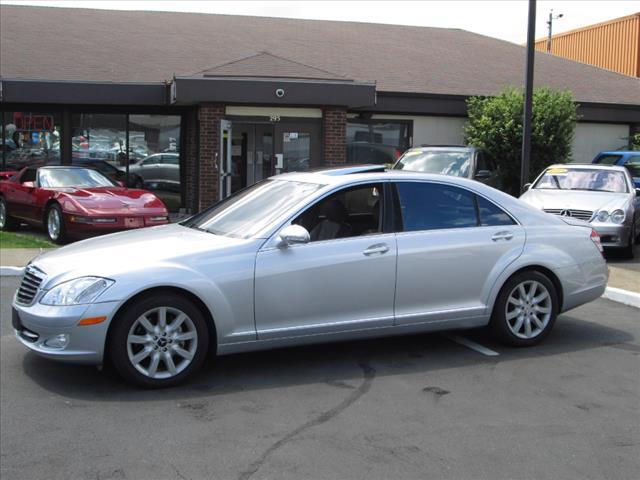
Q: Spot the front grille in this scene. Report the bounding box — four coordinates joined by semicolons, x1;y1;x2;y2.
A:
16;266;45;306
543;208;594;221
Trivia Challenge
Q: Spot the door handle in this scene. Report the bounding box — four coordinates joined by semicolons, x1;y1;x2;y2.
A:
363;243;390;256
492;231;514;241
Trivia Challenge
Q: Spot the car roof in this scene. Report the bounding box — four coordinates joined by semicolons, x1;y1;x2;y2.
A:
596;151;636;156
408;145;474;152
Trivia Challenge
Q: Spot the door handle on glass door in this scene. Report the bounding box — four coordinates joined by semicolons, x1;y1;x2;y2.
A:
363;244;390;256
492;231;514;241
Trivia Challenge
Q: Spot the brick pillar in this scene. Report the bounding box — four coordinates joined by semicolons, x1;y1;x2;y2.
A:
198;103;225;210
322;107;347;166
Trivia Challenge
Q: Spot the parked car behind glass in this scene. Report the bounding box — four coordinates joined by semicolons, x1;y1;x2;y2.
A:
129;153;180;192
11;166;607;387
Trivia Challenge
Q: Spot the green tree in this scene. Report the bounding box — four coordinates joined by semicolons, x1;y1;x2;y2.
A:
631;132;640;151
464;87;577;195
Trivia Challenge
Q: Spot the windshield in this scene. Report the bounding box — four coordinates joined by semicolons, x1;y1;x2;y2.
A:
394;150;471;177
183;179;323;238
38;168;117;188
534;167;628;193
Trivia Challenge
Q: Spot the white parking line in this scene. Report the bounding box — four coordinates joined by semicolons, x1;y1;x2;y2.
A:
443;334;500;357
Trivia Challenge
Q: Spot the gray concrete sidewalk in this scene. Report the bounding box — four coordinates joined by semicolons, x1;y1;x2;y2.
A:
0;248;51;269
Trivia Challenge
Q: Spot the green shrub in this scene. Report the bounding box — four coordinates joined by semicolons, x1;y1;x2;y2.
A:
464;87;577;195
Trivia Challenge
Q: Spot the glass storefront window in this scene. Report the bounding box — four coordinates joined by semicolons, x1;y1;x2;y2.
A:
72;113;127;165
1;111;61;170
282;131;311;172
128;115;182;212
346;120;411;165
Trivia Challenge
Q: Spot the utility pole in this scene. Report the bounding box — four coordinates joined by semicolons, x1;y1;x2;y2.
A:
546;9;564;53
521;0;536;192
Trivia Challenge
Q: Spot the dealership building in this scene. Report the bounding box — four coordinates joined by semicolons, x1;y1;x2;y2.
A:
1;5;639;213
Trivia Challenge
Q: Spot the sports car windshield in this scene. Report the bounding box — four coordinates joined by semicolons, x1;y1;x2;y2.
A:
394;150;471;177
534;167;628;193
182;179;323;238
38;168;116;188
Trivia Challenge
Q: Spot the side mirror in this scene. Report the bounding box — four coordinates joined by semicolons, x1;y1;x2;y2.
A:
474;169;492;180
278;224;310;247
22;181;35;189
521;183;532;194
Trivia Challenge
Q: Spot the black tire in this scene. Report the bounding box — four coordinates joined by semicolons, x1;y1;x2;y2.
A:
0;196;20;231
621;224;635;259
490;270;559;347
45;203;68;244
108;293;210;388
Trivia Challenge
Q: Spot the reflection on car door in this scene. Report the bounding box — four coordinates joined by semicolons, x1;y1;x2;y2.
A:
9;168;39;220
254;183;397;339
393;181;525;325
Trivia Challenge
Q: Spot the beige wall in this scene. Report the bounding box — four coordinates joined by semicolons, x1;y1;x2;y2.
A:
571;123;630;162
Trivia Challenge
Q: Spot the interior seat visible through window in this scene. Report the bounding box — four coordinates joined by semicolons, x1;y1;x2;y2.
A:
294;183;384;242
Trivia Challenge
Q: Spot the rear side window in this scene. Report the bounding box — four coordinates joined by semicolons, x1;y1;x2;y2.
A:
477;195;515;226
396;182;477;231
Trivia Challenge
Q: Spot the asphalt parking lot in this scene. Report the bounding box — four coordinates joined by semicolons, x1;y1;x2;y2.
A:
0;276;638;480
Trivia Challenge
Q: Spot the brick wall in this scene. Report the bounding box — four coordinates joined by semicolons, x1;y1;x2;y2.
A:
322;107;347;165
197;103;225;210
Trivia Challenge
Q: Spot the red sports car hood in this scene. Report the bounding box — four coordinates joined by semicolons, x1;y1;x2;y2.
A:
59;187;167;214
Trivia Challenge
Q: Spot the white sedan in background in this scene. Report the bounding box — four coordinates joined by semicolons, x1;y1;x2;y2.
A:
520;164;640;258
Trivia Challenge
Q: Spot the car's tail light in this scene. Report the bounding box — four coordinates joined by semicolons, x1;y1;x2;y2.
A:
590;229;604;257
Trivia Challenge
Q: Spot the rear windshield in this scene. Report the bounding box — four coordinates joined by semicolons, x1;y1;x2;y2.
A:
593;154;622;165
533;167;628;193
394;150;471;177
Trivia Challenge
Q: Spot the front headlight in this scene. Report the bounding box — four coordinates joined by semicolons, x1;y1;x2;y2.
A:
40;277;114;306
595;210;609;222
610;209;625;224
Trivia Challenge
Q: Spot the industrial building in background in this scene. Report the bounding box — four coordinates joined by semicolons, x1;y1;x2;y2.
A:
535;12;640;78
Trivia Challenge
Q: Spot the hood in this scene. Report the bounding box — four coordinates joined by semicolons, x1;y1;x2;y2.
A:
519;189;629;213
59;187;166;213
31;223;258;285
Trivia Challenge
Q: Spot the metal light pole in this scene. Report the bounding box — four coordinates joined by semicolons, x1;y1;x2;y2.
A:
546;9;564;53
521;0;536;193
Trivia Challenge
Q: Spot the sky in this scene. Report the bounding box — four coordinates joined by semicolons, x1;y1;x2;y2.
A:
1;0;638;44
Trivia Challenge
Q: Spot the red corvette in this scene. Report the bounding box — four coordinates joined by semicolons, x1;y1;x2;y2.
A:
0;166;169;244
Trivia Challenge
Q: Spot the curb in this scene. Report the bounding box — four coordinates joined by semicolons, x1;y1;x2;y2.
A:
602;287;640;309
0;266;25;277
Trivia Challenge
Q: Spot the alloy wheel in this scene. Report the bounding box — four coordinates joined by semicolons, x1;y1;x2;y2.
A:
47;208;61;240
0;200;5;228
505;280;552;339
126;306;198;379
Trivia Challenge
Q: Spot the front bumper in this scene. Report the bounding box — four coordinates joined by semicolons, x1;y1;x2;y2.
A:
591;223;631;248
12;299;120;365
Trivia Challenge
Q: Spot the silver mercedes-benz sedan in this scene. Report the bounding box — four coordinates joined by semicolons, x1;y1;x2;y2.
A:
12;166;608;387
520;164;640;258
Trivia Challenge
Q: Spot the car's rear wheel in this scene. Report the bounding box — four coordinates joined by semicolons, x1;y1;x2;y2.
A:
46;204;67;244
491;271;559;346
109;293;210;388
0;197;20;231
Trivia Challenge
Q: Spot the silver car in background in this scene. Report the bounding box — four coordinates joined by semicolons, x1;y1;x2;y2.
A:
520;164;640;258
12;166;608;387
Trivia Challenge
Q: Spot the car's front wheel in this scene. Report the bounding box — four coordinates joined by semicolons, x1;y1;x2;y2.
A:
491;271;559;346
45;204;67;244
109;293;210;388
0;197;20;231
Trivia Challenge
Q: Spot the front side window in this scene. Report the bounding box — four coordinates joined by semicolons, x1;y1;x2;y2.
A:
294;183;383;242
395;149;472;178
38;168;116;188
534;167;628;193
396;182;477;232
184;179;323;239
